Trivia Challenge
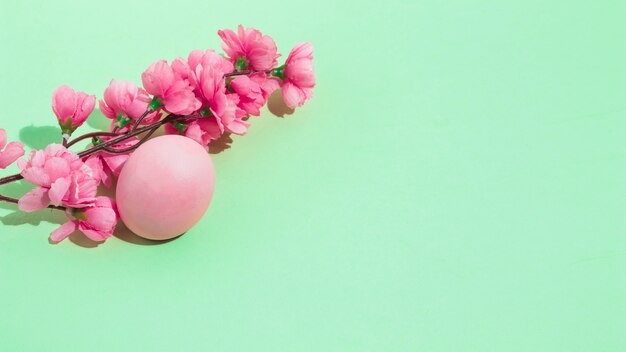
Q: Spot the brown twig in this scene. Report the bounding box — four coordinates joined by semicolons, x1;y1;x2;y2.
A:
0;194;66;211
102;124;159;154
223;69;271;77
66;131;120;148
130;109;153;132
0;174;23;185
77;114;180;159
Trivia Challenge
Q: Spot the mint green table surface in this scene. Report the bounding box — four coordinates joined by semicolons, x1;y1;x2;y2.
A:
1;1;625;351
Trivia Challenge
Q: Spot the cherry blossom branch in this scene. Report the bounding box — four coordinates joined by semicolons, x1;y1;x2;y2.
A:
102;123;160;154
0;194;66;211
0;174;23;185
0;114;189;187
66;131;120;148
130;108;154;132
223;69;272;77
77;114;182;158
0;66;283;206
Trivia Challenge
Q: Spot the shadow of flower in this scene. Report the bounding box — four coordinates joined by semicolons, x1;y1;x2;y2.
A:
267;89;294;117
0;207;66;226
208;133;233;154
86;109;111;131
0;180;33;200
19;125;61;149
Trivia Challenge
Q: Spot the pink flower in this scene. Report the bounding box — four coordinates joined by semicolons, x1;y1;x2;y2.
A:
52;85;96;134
171;50;233;100
281;43;315;109
99;79;161;130
218;25;280;71
85;137;139;187
165;118;222;149
17;144;98;212
195;64;250;135
50;196;119;243
230;73;278;116
0;128;25;169
187;49;234;77
141;60;201;115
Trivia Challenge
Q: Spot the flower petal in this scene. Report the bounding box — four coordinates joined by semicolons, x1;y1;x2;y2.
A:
0;141;25;169
0;128;6;150
52;85;78;123
18;187;51;212
49;177;70;206
50;220;77;243
281;82;305;109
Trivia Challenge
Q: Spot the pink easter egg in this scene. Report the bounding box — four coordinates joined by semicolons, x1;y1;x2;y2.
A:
116;135;215;240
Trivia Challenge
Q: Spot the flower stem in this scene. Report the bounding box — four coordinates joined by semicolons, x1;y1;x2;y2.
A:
223;69;272;77
66;131;120;148
77;113;184;159
130;108;153;132
0;194;66;211
62;133;70;147
0;115;177;186
102;123;160;154
0;174;23;185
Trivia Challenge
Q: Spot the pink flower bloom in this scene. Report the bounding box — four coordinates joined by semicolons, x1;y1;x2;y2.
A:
281;43;315;109
52;85;96;134
218;25;280;71
165;118;222;149
62;168;99;208
141;60;201;115
50;196;119;243
230;73;278;116
195;64;250;135
17;144;97;212
171;50;233;100
0;128;25;169
187;49;234;77
99;79;161;130
85;137;139;187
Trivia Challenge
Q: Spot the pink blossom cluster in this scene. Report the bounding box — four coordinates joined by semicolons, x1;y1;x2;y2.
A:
0;25;315;244
141;25;315;148
17;144;118;242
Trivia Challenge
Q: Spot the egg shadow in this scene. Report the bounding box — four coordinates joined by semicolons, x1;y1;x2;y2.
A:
113;221;181;245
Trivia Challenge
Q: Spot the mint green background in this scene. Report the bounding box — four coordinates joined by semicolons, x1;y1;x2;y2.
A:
1;0;625;350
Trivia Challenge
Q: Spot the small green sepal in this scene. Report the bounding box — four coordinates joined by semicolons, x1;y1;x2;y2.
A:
270;65;286;79
58;117;76;136
148;96;163;111
235;56;250;71
92;136;104;146
200;107;213;117
115;113;132;128
172;121;188;134
71;208;89;221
